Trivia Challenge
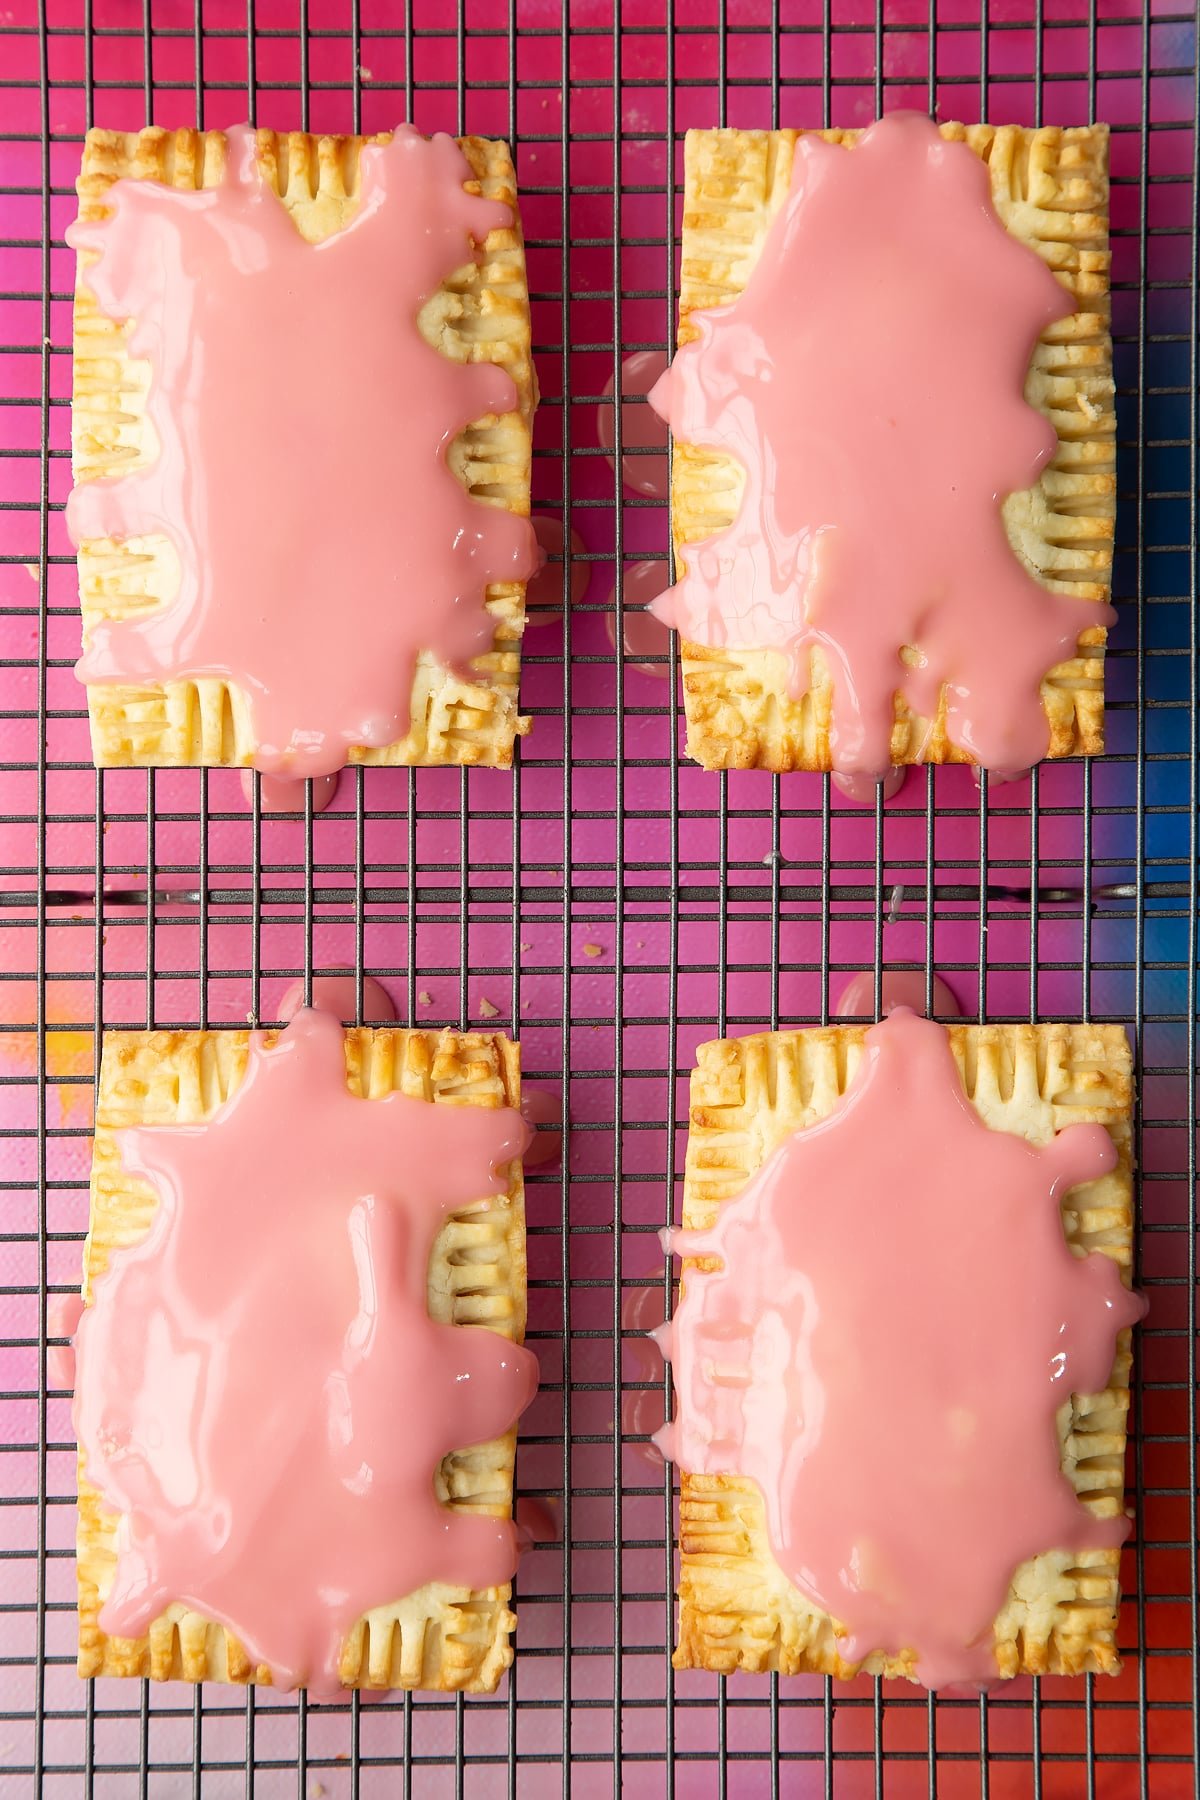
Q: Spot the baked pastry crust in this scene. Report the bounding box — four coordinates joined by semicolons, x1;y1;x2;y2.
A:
77;1025;529;1693
674;1021;1136;1679
669;124;1114;771
71;126;536;770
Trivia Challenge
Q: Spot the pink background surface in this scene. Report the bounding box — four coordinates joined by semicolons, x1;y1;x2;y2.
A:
0;1;1197;1794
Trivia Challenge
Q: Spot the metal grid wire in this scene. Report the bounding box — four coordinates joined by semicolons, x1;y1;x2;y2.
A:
0;0;1196;1794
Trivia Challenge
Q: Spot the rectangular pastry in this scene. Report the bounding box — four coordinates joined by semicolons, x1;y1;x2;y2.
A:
665;124;1114;772
71;126;536;770
672;1020;1137;1679
77;1024;529;1692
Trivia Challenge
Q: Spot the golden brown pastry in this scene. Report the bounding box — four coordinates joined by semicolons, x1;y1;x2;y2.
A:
668;124;1114;772
77;1025;528;1693
674;1021;1136;1678
71;127;536;770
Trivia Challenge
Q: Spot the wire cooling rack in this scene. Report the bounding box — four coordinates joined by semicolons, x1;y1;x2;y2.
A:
0;1;1197;1795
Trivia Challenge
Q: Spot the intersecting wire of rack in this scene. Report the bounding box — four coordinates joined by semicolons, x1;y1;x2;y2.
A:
0;1;1196;1795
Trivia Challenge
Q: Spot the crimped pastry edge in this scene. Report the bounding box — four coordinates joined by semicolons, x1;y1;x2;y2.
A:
72;126;536;771
77;1024;528;1694
669;123;1114;772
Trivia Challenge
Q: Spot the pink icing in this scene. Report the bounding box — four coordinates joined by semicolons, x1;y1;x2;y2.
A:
649;114;1113;776
604;560;675;677
621;1283;669;1466
599;349;669;500
832;767;907;805
971;765;1031;791
659;1009;1145;1688
834;969;961;1019
73;1007;537;1693
48;1292;85;1392
525;515;590;625
513;1496;559;1550
279;970;396;1025
240;769;340;815
68;125;537;779
518;1087;562;1168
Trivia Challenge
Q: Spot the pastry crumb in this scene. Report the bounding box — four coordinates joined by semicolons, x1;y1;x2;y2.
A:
582;943;604;959
479;997;500;1018
24;562;39;581
520;940;533;952
418;990;433;1007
